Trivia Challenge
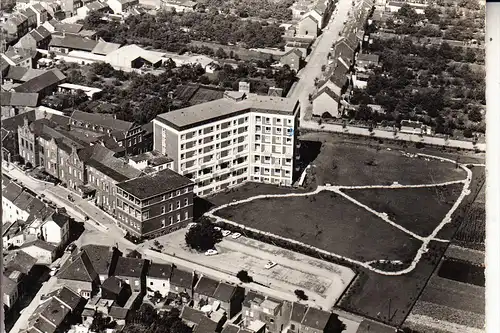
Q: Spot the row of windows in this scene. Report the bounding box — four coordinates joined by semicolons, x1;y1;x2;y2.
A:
180;118;249;140
161;211;189;227
118;187;190;205
20;138;34;151
255;116;293;126
180;129;248;151
118;198;189;220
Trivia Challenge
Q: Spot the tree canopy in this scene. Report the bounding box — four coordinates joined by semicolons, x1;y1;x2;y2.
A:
185;217;223;252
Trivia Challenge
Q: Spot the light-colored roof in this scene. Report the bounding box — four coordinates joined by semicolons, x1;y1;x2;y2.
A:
91;40;121;55
106;44;164;66
156;95;298;130
58;83;102;94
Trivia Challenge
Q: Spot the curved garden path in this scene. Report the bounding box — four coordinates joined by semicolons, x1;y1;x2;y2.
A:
205;152;484;276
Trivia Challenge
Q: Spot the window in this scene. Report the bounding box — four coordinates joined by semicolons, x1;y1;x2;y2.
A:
184;198;189;206
150;282;154;286
134;281;139;286
176;201;180;209
184;211;189;220
162;219;166;227
176;190;180;196
169;203;173;211
161;206;165;214
142;211;150;220
176;214;181;222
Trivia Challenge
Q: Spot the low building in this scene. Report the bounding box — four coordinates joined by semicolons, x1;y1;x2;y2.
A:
352;72;370;89
58;83;103;98
76;1;111;18
400;120;432;135
2;180;25;223
297;14;318;38
385;1;427;14
2;274;19;310
91;39;121;56
1;47;37;68
127;150;174;173
113;257;147;293
49;34;99;53
289;302;308;333
355;53;380;72
57;250;100;298
193;276;219;307
284;42;309;58
300;307;343;333
101;276;132;307
13;68;66;97
41;210;70;246
105;44;164;70
79;244;121;283
312;86;340;118
280;48;302;71
146;262;173;297
107;0;139;14
212;282;245;319
1;92;40;109
19;239;57;264
161;0;197;12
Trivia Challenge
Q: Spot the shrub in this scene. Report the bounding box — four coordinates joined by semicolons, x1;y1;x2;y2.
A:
294;289;308;300
236;270;253;283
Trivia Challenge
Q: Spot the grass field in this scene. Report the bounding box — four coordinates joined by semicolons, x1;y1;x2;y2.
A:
188;41;274;61
342;184;463;237
437;258;485;287
216;190;422;263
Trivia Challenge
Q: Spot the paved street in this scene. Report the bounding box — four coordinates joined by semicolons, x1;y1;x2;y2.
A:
288;0;354;123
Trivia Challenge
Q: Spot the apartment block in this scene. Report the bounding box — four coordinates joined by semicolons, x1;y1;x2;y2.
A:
115;168;194;238
153;92;300;196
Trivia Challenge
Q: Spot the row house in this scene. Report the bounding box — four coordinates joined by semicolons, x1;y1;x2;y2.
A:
242;292;292;333
2;251;38;312
115;168;194;238
289;303;345;333
2;12;29;41
14;26;52;50
70;110;150;156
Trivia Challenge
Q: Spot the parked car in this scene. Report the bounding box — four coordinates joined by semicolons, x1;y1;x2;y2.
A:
205;249;218;256
214;226;222;231
222;230;231;237
265;261;277;269
65;242;76;253
231;233;241;239
187;223;197;229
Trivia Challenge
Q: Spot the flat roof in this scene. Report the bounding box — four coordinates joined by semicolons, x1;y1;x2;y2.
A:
116;168;193;199
155;95;299;131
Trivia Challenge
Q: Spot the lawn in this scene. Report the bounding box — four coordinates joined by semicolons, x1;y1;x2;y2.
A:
299;133;467;187
437;258;485;287
215;190;422;263
342;184;463;237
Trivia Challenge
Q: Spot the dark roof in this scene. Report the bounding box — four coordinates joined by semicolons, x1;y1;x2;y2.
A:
170;267;193;289
1;92;40;107
290;302;308;322
80;244;118;276
109;306;129;319
357;53;379;63
13;191;35;211
4;251;37;275
2;275;17;296
301;307;332;330
221;325;240;333
49;20;83;34
194;276;219;297
49;34;98;52
102;276;126;294
57;250;99;282
242;291;265;307
181;306;205;324
30;26;51;42
147;263;173;279
114;257;146;278
212;282;237;302
82;145;143;182
313;86;339;102
281;48;302;60
116;168;193;200
33;314;57;333
40;298;71;328
194;316;218;333
70;110;134;132
49;212;69;228
142;122;153;134
2;181;24;202
45;286;82;310
14;69;66;94
5;66;28;80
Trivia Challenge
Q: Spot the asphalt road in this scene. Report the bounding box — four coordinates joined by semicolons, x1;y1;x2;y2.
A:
288;0;355;123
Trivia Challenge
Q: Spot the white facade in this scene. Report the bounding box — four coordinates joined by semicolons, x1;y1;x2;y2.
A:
153;98;300;196
41;219;69;246
21;245;55;265
146;276;170;296
1;198;30;224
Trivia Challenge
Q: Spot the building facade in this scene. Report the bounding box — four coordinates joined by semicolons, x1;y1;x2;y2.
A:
153;94;300;196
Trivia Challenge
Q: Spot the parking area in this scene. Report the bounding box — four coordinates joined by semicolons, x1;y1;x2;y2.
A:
141;228;356;310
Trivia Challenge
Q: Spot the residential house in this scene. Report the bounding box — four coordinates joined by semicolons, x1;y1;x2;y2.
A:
2;219;34;249
76;1;111;18
2;179;24;223
3;251;38;296
108;306;130;325
280;49;302;71
62;0;84;16
146;262;173;297
13;68;66;97
113;257;147;293
91;39;121;56
1;47;36;68
212;282;245;319
193;276;219;307
49;34;99;54
400;120;432;135
242;293;292;333
101;276;132;307
115;168;194;238
79;244;121;283
1;109;36;162
2;274;19;310
42;20;83;35
1;92;40;109
107;0;139;14
27;287;83;333
127;150;174;173
300;307;344;333
19;239;57;264
15;26;52;50
20;8;38;31
312;86;340;118
289;302;308;333
41;210;70;246
352;72;370;89
2;12;29;41
169;267;195;299
284;42;309;58
297;15;318;38
56;250;100;298
82;144;143;214
385;1;427;14
161;0;197;12
2;66;45;83
27;4;49;26
181;306;207;329
69;110;148;155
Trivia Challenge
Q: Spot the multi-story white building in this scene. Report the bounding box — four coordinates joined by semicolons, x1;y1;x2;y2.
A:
152;92;300;196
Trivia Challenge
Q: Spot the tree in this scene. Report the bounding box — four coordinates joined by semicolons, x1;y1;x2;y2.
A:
236;270;253;283
468;108;482;122
463;128;474;138
294;289;308;301
216;47;227;59
84;11;104;29
90;312;114;333
185;217;223;252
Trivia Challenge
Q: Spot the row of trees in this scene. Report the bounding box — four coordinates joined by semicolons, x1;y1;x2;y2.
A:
197;0;294;21
83;10;285;51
